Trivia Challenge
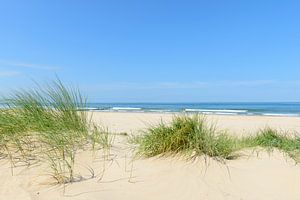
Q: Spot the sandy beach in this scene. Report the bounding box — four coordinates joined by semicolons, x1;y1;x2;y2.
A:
1;112;300;200
91;112;300;135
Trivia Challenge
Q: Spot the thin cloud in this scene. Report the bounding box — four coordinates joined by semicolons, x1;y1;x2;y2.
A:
0;71;21;77
83;80;276;91
0;59;60;70
213;80;275;87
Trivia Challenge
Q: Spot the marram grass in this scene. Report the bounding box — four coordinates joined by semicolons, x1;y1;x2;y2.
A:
134;115;300;162
0;79;112;184
245;128;300;162
135;115;242;160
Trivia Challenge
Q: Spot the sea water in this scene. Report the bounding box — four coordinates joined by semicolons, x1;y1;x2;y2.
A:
83;102;300;117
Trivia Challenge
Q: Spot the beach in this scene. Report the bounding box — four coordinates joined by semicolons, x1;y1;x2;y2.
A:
91;111;300;135
2;0;299;199
1;112;300;200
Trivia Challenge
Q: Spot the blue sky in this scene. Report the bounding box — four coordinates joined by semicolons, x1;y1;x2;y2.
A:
0;0;300;102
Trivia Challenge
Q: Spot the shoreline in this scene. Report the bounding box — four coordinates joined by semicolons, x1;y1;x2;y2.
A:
89;110;300;117
79;102;300;117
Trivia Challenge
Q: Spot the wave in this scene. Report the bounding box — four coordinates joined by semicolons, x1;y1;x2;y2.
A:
215;112;238;115
262;113;300;117
75;104;300;117
184;109;248;113
83;107;99;110
76;107;100;111
148;109;172;113
111;107;142;111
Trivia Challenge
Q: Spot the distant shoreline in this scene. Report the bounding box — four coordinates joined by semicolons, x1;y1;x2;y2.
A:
85;109;300;117
81;102;300;117
3;102;300;117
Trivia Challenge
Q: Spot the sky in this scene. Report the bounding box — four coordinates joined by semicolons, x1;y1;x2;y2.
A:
0;0;300;102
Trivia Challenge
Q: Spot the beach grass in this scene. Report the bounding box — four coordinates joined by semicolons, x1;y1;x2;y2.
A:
245;128;300;162
134;115;242;160
135;115;300;162
0;79;108;183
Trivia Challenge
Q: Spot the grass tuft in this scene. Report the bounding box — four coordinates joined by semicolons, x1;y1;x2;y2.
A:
135;115;241;160
248;128;300;162
0;78;110;183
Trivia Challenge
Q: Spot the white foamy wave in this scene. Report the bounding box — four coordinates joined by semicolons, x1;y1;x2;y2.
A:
262;113;299;117
86;107;99;110
185;109;248;113
215;112;238;115
148;109;172;113
197;111;238;115
198;112;213;115
111;107;142;111
77;107;99;111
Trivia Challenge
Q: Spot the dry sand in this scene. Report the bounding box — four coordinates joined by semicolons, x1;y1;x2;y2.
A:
1;112;300;200
91;112;300;135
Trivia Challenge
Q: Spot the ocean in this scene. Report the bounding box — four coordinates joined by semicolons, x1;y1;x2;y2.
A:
84;102;300;117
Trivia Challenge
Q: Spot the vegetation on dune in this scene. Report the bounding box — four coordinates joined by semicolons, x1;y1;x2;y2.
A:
134;115;300;162
0;79;112;184
245;128;300;162
134;115;242;160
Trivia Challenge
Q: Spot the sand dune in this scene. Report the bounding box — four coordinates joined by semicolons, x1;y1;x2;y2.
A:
1;112;300;200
